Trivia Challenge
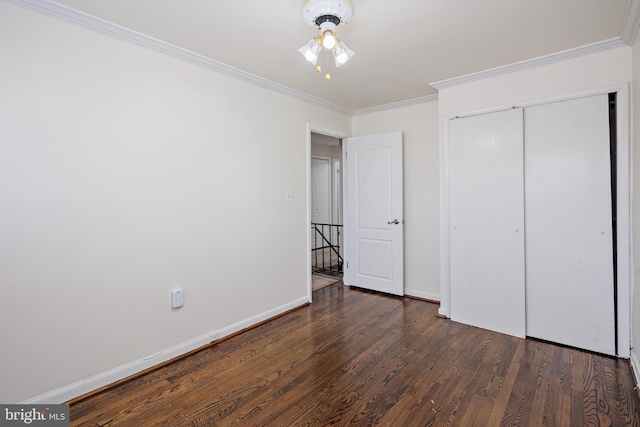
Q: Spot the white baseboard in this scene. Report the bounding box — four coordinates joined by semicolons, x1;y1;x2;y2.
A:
404;288;440;302
206;297;308;342
630;350;640;389
22;296;309;404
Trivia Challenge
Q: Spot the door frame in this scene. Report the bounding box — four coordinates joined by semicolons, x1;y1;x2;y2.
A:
307;124;349;302
439;83;630;357
332;158;342;226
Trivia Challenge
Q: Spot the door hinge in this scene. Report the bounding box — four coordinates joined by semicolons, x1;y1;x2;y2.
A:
346;261;349;268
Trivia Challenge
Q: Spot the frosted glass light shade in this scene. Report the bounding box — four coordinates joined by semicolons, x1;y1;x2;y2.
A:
332;41;355;67
298;38;323;65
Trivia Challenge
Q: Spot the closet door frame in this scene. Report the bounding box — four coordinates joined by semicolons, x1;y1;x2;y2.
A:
439;83;630;357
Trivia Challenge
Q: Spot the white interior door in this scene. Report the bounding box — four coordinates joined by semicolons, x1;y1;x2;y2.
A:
311;157;331;224
449;108;526;338
311;157;331;250
525;95;615;355
344;131;403;296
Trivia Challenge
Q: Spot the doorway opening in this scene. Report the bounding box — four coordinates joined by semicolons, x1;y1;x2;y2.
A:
311;132;343;292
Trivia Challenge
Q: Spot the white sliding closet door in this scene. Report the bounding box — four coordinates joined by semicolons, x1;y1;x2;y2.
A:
449;109;526;338
525;95;615;355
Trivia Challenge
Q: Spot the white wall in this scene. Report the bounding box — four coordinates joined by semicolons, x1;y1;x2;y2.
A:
310;142;341;160
352;102;440;300
311;143;332;158
0;2;350;403
438;46;633;352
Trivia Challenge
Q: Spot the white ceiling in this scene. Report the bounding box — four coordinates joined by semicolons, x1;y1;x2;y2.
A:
48;0;632;111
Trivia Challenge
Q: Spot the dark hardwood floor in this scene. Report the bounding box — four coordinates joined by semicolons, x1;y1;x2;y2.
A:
71;283;640;426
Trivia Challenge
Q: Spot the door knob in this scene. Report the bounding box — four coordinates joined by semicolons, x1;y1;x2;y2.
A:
387;219;400;224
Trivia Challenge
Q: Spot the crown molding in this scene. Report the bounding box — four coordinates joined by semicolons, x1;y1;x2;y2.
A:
622;0;640;45
3;0;353;116
430;37;627;90
352;94;439;116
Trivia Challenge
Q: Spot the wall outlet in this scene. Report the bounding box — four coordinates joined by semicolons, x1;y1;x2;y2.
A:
171;288;184;309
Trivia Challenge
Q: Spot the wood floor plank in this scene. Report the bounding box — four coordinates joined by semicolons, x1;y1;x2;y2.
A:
70;283;640;426
543;346;571;426
471;334;521;425
570;349;586;426
486;344;523;426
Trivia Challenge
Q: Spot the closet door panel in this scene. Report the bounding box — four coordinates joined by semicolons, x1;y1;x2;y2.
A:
524;94;615;355
449;109;525;338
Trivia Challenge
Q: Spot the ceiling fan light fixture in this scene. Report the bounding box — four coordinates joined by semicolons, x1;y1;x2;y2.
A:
298;37;323;65
332;40;354;67
300;0;355;73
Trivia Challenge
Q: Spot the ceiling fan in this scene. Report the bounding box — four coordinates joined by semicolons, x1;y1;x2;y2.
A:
299;0;355;79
